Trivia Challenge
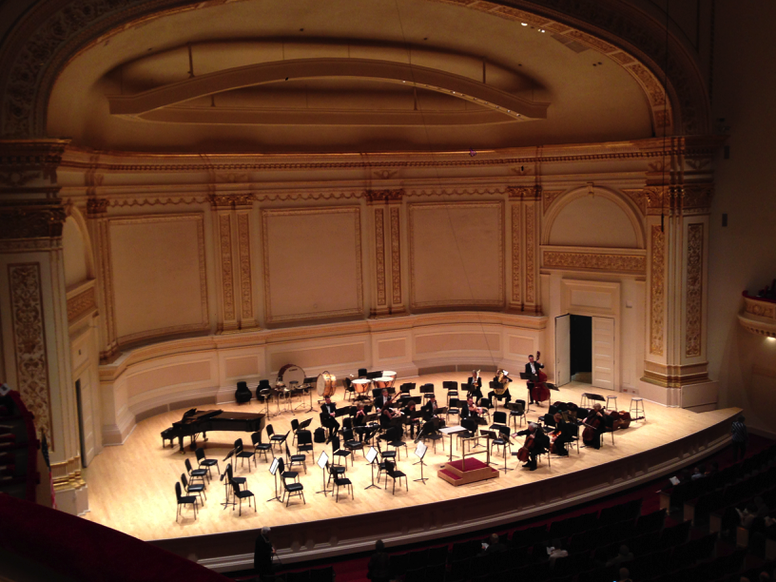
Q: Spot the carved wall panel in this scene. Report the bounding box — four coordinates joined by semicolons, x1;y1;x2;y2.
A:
374;208;386;306
8;263;52;445
218;213;236;323
108;213;209;345
262;207;363;324
236;212;254;323
685;223;703;357
66;286;96;322
650;225;665;356
525;202;536;306
390;207;402;306
542;251;646;274
409;201;504;310
511;205;521;305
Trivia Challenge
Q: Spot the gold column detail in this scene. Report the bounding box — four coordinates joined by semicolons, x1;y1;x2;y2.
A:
66;286;96;322
390;207;402;307
236;212;253;322
218;213;235;324
8;263;52;445
511;204;521;305
650;225;665;356
685;223;703;357
374;208;386;307
524;202;536;307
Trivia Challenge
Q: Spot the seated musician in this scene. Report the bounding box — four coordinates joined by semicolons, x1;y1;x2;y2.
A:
402;399;419;438
582;403;605;449
550;412;572;457
525;354;544;405
467;370;483;401
487;375;512;405
374;388;391;411
379;401;397;428
321;395;340;435
421;395;440;420
516;422;549;471
466;396;485;424
351;402;367;441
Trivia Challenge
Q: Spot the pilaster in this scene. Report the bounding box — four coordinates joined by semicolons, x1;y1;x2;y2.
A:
366;189;405;316
0;138;87;513
508;186;542;314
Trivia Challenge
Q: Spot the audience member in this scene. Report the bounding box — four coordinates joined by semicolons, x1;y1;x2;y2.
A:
254;526;275;579
606;544;634;567
618;567;633;582
367;540;392;582
479;533;507;556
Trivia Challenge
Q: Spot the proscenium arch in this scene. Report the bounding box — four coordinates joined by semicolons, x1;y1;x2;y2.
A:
0;0;708;139
542;186;646;250
107;58;549;121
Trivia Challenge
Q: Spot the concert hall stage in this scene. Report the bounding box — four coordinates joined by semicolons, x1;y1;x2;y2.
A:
81;374;739;573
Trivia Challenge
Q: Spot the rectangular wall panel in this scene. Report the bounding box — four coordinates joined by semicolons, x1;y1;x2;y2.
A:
263;207;363;324
409;202;504;309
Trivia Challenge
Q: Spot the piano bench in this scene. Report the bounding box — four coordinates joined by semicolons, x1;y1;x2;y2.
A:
161;428;176;448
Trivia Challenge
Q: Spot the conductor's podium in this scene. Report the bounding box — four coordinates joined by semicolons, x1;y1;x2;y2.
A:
438;457;499;487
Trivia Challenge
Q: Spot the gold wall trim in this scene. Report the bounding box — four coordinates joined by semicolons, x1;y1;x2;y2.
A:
650;225;665;356
8;262;53;448
525;202;536;306
511;205;521;304
237;212;254;322
218;213;235;323
390;207;402;306
374;208;386;306
685;223;703;357
67;286;97;322
542;251;646;273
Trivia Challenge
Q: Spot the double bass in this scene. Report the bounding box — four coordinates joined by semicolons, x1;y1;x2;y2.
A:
529;351;551;404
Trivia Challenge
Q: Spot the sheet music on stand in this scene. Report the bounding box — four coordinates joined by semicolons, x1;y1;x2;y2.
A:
269;457;280;475
317;451;329;470
366;446;378;464
414;442;428;484
267;457;282;503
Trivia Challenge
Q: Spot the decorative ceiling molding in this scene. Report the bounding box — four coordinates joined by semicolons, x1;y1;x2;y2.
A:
0;0;709;139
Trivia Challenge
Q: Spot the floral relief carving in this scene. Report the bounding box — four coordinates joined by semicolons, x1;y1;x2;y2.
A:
650;226;665;356
219;214;235;322
366;189;404;203
374;208;386;306
525;203;535;305
237;213;253;321
511;205;521;304
542;190;565;214
685;224;703;357
67;286;96;322
390;207;402;305
543;252;646;273
0;203;66;240
8;263;52;447
745;300;776;319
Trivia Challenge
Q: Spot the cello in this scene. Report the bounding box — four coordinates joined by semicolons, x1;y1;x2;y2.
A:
530;351;551;404
516;431;535;462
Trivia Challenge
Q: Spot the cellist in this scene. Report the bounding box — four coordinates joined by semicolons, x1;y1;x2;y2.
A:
582;403;605;449
515;423;549;471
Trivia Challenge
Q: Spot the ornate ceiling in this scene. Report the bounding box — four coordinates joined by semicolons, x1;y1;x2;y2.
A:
0;0;710;153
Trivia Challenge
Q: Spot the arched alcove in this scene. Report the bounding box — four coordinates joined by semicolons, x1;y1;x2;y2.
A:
62;207;94;289
544;188;645;249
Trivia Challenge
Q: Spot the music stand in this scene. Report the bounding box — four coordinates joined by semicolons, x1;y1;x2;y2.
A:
303;377;317;412
267;457;282;502
480;430;498;467
496;428;513;474
414;442;428;484
365;446;381;490
316;451;330;495
220;470;236;510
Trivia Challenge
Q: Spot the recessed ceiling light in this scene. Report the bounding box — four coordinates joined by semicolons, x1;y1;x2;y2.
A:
521;23;528;26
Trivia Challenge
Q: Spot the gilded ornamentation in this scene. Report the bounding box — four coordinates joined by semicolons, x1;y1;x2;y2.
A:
373;170;398;180
525;203;536;305
237;213;253;321
685;223;703;357
565;29;617;54
511;205;521;304
507;186;540;199
622;189;647;216
390;207;402;305
542;190;565;214
374;208;386;306
209;193;254;208
67;287;96;322
219;214;235;322
0;171;40;186
86;198;109;216
366;189;404;203
543;251;646;273
0;202;66;239
8;263;52;447
650;226;665;356
745;299;776;319
681;184;713;212
627;63;667;107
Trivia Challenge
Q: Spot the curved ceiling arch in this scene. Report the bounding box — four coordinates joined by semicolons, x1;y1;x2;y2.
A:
108;58;549;124
0;0;710;147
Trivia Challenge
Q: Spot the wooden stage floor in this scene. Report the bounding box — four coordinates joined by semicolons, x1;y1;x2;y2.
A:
81;373;738;571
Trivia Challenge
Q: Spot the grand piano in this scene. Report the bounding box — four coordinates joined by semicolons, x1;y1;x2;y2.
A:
162;409;266;453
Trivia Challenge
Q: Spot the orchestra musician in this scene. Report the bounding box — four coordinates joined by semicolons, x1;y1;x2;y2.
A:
374;388;391;411
582;403;606;449
379;400;397;427
549;412;572;456
488;371;512;405
321;395;340;435
467;370;484;401
525;354;545;405
402;399;420;438
515;422;549;471
466;395;485;423
351;401;367;441
422;395;440;420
